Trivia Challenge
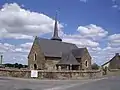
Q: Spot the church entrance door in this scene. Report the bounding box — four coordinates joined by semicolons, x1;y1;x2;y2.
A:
34;64;37;70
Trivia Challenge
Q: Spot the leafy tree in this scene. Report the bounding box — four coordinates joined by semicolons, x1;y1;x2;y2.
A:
4;63;28;69
23;65;28;68
4;63;14;67
18;64;23;69
14;63;19;68
91;63;99;70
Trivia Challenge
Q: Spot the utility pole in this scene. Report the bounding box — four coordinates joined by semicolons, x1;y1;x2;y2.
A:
0;55;3;65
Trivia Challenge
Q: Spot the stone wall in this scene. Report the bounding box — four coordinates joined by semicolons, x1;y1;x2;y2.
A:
81;49;91;70
0;69;102;80
106;69;120;76
45;57;60;70
0;69;31;78
28;37;45;70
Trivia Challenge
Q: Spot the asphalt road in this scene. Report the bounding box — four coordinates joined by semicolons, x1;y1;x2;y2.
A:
0;76;120;90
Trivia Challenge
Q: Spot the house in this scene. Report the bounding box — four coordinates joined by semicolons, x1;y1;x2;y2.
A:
102;53;120;69
28;15;92;70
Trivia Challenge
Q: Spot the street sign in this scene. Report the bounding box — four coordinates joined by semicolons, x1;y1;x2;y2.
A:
31;70;38;78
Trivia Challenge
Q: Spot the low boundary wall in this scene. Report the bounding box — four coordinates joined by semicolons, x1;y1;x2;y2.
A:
0;69;102;80
107;69;120;76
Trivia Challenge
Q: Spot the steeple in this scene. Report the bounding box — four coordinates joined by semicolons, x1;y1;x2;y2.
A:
51;11;62;41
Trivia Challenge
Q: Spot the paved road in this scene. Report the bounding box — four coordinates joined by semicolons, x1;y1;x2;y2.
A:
0;76;120;90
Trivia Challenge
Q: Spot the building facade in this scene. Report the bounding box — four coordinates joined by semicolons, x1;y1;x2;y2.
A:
28;15;92;70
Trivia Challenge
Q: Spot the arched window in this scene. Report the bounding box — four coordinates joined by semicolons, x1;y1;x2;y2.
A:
85;61;88;67
34;53;37;61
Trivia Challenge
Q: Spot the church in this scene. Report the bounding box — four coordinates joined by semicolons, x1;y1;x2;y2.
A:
28;15;92;70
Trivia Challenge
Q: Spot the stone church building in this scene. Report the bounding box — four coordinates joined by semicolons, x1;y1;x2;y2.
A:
28;15;92;70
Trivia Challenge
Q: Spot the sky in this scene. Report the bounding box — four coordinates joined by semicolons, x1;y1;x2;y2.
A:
0;0;120;65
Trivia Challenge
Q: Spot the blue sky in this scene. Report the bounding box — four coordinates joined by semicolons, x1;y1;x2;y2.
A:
1;0;120;34
0;0;120;65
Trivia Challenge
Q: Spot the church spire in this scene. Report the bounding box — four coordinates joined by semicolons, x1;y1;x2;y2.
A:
51;11;62;41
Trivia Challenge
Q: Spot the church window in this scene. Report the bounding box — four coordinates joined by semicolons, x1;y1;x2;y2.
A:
85;61;88;67
34;52;37;61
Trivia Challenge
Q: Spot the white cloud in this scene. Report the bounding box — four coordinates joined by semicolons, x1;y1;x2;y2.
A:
79;0;87;3
0;3;63;40
77;24;108;40
20;42;32;49
89;47;102;52
112;5;118;8
19;42;32;53
90;45;120;65
108;34;120;47
3;52;28;64
0;43;15;53
93;33;120;65
112;0;116;2
108;34;120;40
15;48;22;52
103;46;120;54
62;24;108;48
63;38;99;48
0;42;33;64
112;0;120;10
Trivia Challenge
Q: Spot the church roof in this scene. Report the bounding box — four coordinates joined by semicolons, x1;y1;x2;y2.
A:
37;37;78;57
72;48;87;58
57;51;79;65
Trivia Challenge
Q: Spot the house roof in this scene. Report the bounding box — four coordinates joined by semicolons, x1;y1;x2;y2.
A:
102;53;120;66
102;60;111;66
57;51;79;65
37;37;78;57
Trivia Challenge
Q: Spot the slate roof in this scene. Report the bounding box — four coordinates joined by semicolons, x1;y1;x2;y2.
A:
37;37;78;57
57;51;79;65
72;48;87;58
102;53;120;66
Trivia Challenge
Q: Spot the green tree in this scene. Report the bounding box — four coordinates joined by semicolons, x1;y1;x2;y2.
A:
14;63;19;68
91;63;99;70
18;64;23;69
4;63;14;67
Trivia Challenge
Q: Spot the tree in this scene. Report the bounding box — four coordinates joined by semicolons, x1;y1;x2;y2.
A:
18;64;23;69
91;63;99;70
4;63;29;69
4;63;14;67
14;63;19;68
23;65;28;68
